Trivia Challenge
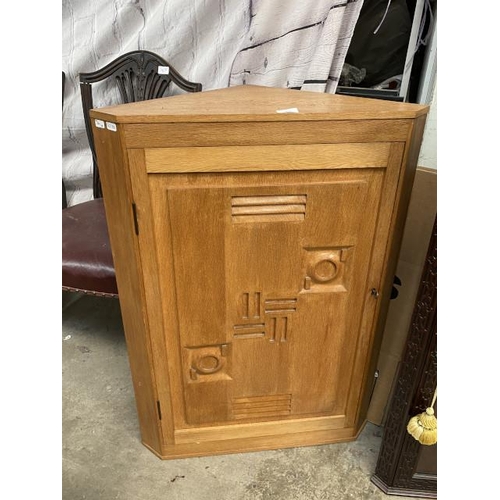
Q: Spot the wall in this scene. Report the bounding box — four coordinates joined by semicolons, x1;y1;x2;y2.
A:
417;81;437;169
62;0;363;206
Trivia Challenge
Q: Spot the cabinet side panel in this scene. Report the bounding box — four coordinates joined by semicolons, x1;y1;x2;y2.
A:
127;149;176;444
91;125;162;452
354;116;428;429
344;143;406;427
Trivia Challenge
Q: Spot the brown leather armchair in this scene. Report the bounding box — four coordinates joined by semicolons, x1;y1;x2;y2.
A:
62;50;202;297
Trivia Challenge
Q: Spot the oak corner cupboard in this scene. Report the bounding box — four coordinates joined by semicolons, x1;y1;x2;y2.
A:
89;85;429;459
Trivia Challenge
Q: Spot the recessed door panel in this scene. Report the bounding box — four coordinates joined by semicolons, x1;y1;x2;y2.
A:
158;169;384;426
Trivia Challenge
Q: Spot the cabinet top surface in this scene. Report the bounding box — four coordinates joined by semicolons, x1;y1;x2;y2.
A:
89;85;429;124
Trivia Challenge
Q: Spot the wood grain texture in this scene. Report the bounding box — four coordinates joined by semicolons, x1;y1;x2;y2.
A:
147;179;192;434
344;143;406;428
90;123;163;452
144;143;390;173
145;425;359;460
122;120;412;148
353;116;428;432
126;149;176;443
89;85;429;124
175;414;345;444
148;169;385;434
90;87;429;459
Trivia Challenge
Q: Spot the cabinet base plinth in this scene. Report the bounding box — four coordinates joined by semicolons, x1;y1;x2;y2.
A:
143;423;365;460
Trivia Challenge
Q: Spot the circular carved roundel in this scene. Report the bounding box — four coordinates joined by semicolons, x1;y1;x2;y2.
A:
311;258;338;283
193;355;221;374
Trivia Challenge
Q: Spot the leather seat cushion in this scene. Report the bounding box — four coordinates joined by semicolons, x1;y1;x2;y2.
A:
62;198;117;295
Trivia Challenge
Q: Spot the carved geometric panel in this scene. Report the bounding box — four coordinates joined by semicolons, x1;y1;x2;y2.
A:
234;290;265;338
264;298;297;314
183;344;232;383
267;316;290;343
265;298;297;343
301;246;351;293
233;323;266;339
239;291;262;320
231;194;307;223
159;169;388;433
232;394;292;420
234;294;297;343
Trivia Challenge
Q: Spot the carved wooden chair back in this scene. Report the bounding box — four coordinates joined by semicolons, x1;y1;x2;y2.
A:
62;51;201;298
80;50;202;198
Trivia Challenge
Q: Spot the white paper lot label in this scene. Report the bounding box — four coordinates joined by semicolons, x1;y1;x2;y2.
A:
276;107;299;113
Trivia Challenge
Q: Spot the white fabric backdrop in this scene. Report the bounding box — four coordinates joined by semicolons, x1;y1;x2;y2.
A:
62;0;363;205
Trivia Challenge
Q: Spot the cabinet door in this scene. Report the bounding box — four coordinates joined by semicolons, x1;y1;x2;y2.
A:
148;164;390;428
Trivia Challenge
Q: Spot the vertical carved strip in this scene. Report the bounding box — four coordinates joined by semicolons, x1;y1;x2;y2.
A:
275;317;284;343
270;317;277;343
253;292;261;318
242;293;249;319
281;317;288;342
239;291;262;320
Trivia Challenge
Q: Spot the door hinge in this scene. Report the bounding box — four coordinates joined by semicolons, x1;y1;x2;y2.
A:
132;203;139;235
157;400;162;420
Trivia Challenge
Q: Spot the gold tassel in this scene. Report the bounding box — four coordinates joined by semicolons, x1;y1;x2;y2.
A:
406;388;437;445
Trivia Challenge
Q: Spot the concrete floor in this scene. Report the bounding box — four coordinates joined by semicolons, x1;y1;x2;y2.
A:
62;294;414;500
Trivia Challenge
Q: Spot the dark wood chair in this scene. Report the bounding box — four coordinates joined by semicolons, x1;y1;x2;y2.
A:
62;50;202;297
